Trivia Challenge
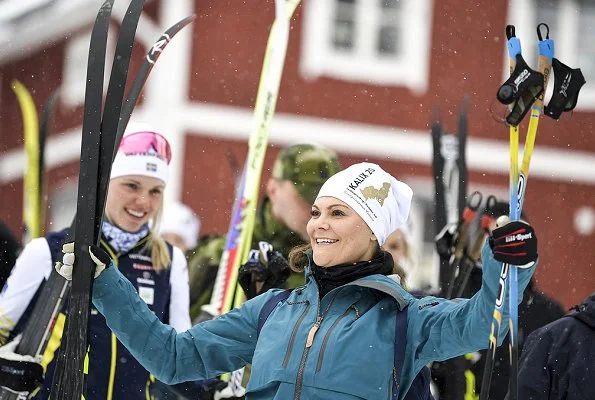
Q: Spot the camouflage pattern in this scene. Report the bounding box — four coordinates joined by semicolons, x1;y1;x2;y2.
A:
187;143;341;321
187;199;306;320
272;143;342;204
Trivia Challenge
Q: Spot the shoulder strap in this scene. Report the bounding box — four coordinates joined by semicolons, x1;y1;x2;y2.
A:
394;306;432;400
256;289;292;336
393;307;408;399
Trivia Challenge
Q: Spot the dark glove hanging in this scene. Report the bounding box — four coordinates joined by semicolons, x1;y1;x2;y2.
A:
238;242;290;299
489;218;538;267
0;336;44;395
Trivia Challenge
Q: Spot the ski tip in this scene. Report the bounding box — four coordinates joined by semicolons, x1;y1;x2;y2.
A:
431;105;441;125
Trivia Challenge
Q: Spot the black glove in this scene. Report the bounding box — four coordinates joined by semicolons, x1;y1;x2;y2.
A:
434;223;457;260
0;336;44;394
489;218;538;267
200;378;245;400
238;242;290;299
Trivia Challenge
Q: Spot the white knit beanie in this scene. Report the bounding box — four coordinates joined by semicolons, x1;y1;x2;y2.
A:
315;162;413;246
160;202;201;250
110;122;170;185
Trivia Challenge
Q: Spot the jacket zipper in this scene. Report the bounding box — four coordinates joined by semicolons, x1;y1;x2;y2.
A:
315;304;358;372
387;375;392;400
282;301;311;368
294;291;340;400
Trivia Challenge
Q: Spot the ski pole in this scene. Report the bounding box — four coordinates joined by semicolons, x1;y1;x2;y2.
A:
454;195;497;299
480;25;521;399
507;23;553;400
446;190;482;299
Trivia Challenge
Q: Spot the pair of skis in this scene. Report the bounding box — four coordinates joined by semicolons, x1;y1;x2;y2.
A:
442;191;497;300
431;99;468;298
202;0;300;396
0;1;195;399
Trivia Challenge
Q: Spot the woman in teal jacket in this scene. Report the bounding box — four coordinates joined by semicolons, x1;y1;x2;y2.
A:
57;162;537;399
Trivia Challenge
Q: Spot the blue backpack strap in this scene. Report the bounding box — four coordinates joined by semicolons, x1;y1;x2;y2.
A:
256;289;292;336
393;307;408;399
394;306;433;400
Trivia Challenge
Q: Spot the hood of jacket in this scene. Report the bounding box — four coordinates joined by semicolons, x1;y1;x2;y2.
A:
571;292;595;330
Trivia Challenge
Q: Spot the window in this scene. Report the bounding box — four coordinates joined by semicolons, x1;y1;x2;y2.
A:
301;0;433;92
506;0;595;109
0;0;53;23
47;179;78;232
62;27;115;107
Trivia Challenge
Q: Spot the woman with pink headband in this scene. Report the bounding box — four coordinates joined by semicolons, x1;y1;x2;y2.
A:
0;123;200;399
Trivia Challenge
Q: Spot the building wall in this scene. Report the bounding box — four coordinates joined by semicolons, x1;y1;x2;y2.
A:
0;0;593;308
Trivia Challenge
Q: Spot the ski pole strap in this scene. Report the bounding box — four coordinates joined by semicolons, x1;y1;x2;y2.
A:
392;307;408;399
256;289;292;336
497;54;544;126
544;58;586;119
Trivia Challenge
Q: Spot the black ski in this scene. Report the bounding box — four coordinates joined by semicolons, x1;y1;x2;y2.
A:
47;1;115;397
0;7;195;400
117;15;195;141
49;0;143;398
2;12;195;399
95;0;145;224
432;99;469;298
430;100;470;400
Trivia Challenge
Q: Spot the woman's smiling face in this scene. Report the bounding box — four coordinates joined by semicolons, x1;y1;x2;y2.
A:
105;176;164;232
307;196;377;268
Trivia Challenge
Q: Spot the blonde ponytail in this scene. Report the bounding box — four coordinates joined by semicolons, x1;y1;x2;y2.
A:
146;201;171;270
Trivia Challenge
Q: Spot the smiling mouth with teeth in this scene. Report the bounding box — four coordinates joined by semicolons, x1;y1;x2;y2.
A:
316;238;338;244
126;209;146;218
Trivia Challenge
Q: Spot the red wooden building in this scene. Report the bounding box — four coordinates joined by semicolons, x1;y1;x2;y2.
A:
0;0;593;308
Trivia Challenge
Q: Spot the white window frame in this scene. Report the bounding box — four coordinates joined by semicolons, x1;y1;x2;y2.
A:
48;179;78;232
506;0;595;110
300;0;433;93
62;26;115;107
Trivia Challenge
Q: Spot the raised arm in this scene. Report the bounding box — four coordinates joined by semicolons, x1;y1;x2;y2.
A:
92;265;268;384
407;240;536;371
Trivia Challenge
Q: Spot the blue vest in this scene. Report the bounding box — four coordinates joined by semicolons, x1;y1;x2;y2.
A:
15;228;173;400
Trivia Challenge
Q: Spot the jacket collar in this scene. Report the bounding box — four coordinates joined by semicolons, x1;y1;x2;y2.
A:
304;251;411;311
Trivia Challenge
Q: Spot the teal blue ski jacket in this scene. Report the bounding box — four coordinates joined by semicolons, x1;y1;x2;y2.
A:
92;243;535;400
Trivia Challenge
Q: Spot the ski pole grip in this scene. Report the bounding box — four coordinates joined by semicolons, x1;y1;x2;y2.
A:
537;22;554;62
453;191;482;259
506;25;515;40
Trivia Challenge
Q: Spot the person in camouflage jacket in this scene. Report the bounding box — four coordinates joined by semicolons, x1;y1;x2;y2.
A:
187;143;342;321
